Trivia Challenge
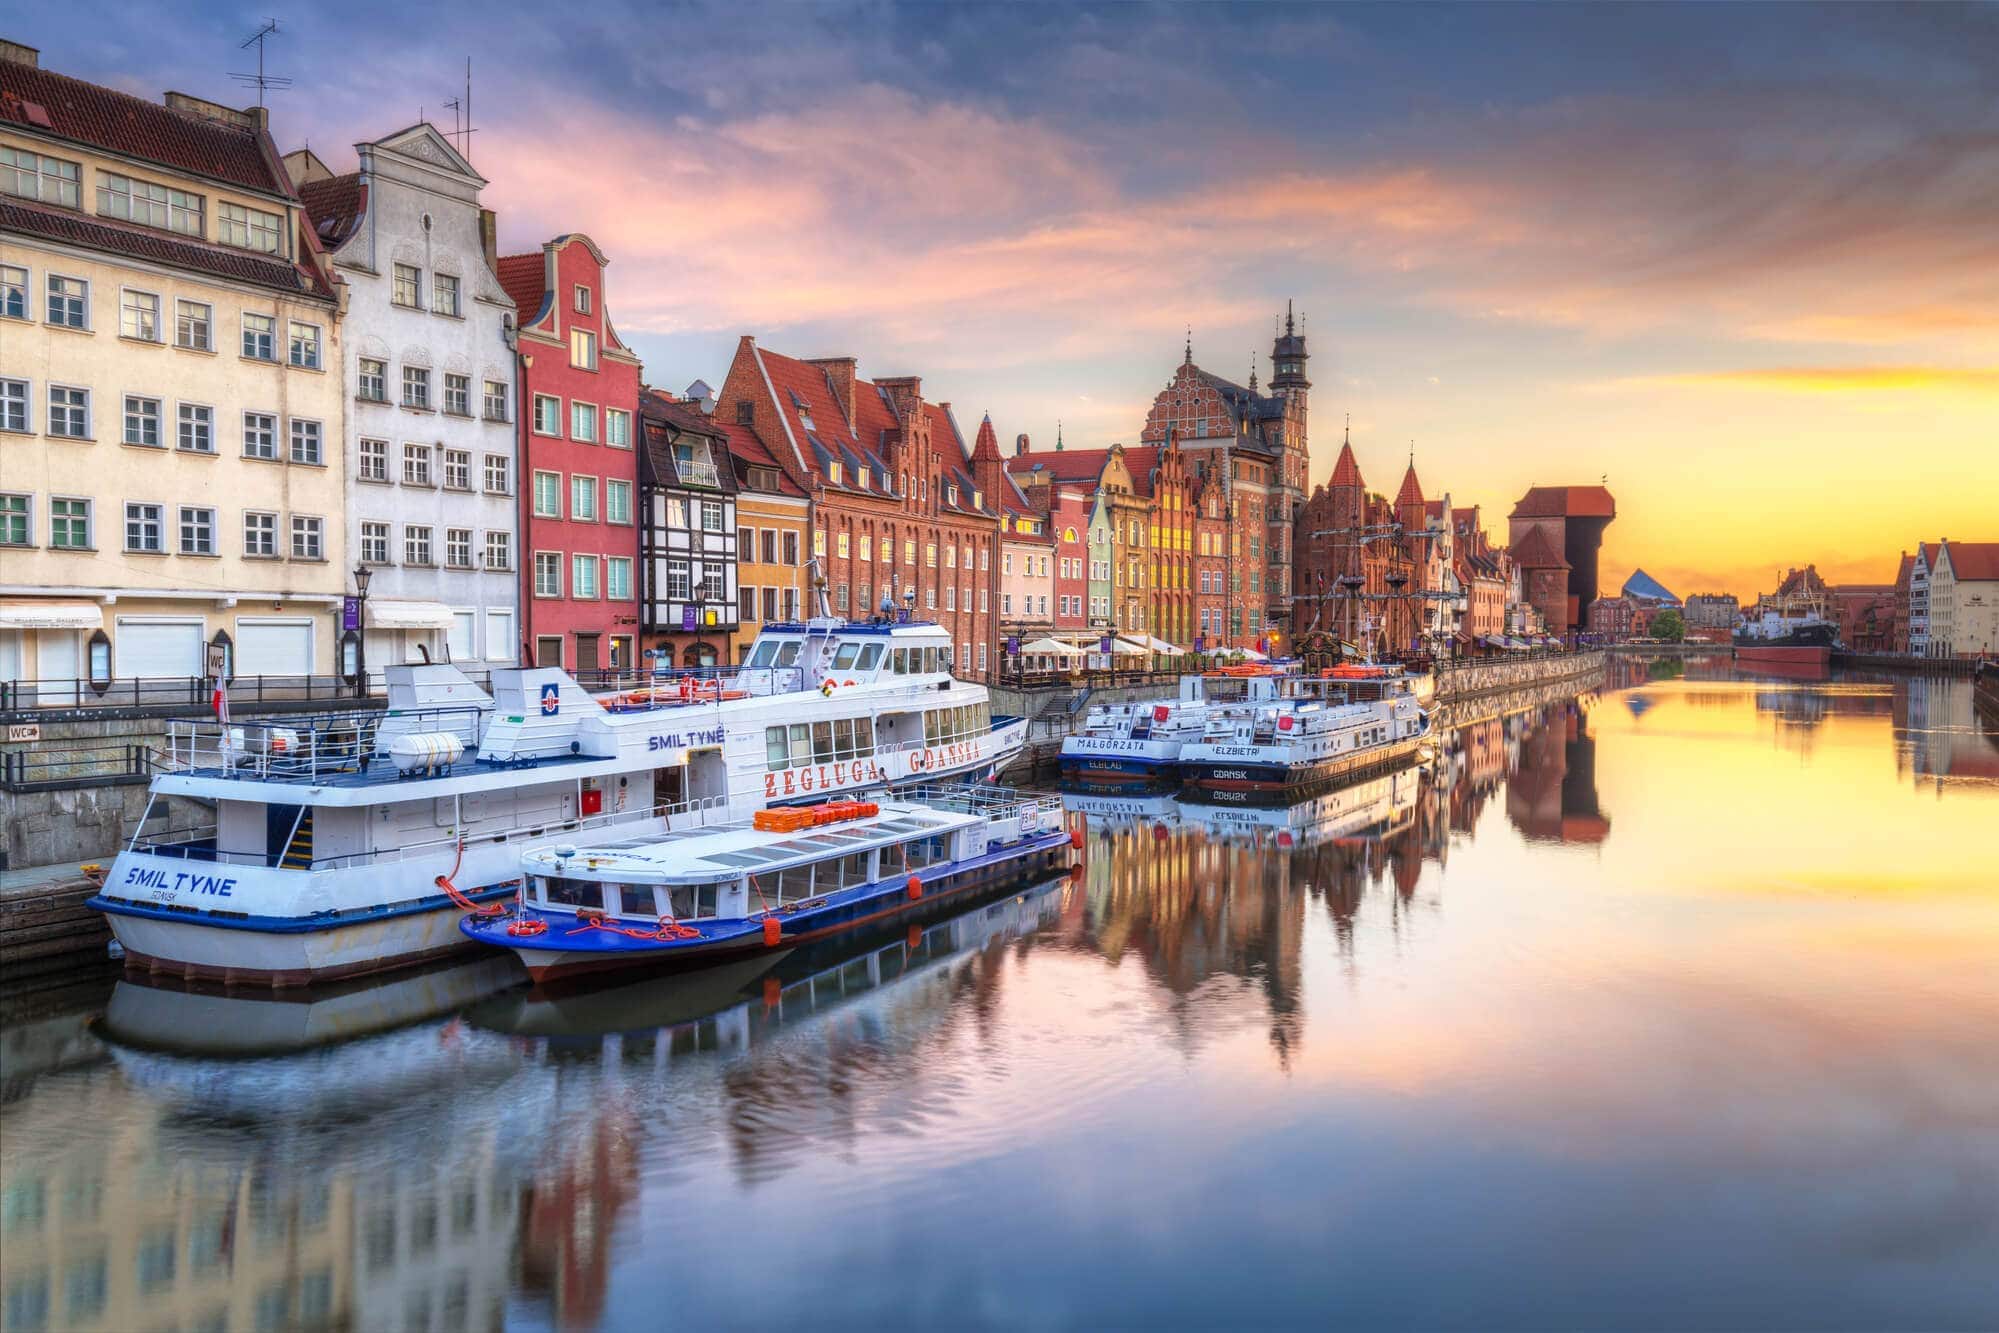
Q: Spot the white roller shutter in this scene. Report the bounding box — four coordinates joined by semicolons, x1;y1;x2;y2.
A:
115;619;203;678
235;618;314;675
448;610;477;663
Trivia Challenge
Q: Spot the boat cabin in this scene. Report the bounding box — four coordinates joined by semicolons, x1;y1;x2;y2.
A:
519;801;988;923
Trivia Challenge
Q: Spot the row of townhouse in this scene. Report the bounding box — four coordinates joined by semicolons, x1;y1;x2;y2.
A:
1896;540;1998;658
0;41;818;691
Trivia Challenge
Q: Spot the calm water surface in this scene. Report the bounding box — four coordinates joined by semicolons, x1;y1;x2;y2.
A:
3;665;1996;1331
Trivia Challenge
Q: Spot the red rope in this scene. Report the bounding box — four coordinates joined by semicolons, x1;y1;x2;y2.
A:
436;841;505;917
564;911;701;942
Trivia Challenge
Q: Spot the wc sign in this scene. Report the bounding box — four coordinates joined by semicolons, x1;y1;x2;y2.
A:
539;683;561;716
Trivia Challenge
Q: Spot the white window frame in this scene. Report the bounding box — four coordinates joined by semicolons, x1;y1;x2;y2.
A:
50;496;93;550
175;299;212;351
443;373;470;416
119;287;161;342
244;510;278;557
358;437;389;482
48;384;90;439
605;479;631;525
571;553;600;599
392;263;421;308
288;418;322;465
178;505;216;556
569;327;597;370
570;474;598;522
0;264;26;321
432;273;461;317
484;530;512;572
483;454;511;494
442;448;472;491
123;395;163;448
532;470;561;518
359;520;391;565
605;408;630;448
288;321;322;370
533;395;560;435
404;524;434;567
124;501;165;554
291;514;325;560
533;551;563;598
46;273;89;329
358;357;386;402
0;492;30;547
606;555;632;601
403;442;433;486
445;527;472;569
483;380;509;423
570;400;598;443
402;365;431;409
218;201;283;254
0;377;30;433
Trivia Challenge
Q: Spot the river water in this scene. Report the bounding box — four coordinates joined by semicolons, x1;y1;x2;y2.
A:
2;663;1995;1331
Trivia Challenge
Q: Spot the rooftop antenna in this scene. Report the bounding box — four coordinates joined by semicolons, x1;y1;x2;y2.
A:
230;19;292;109
442;58;478;158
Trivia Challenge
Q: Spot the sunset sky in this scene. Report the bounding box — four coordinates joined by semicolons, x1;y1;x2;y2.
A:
26;3;1997;601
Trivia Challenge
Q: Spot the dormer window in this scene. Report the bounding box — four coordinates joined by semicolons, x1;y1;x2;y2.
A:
972;490;983;509
828;459;843;485
946;484;959;505
857;466;869;490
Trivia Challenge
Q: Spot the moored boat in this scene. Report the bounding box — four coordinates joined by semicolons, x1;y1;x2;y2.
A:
460;787;1073;982
1058;667;1288;783
87;615;1025;988
1179;663;1431;802
1734;581;1839;671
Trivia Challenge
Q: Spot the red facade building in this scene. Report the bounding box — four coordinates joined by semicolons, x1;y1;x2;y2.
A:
716;340;999;679
1295;438;1424;656
499;235;644;672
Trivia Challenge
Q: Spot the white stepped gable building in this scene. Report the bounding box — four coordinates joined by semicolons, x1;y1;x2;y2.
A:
287;125;520;672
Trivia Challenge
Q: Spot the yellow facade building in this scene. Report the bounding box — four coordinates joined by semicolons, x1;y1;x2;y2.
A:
1926;540;1999;658
1;41;345;695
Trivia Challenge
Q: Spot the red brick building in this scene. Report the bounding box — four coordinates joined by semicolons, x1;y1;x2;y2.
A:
498;235;644;672
716;340;999;679
1001;435;1095;633
1508;485;1616;636
1138;314;1311;639
1295;437;1424;657
1831;583;1896;653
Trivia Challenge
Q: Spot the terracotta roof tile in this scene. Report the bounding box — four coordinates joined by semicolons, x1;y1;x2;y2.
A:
1511;485;1616;519
1941;541;1999;582
1395;464;1425;510
716;420;806;496
496;252;546;326
1;198;327;297
0;62;285;194
1328;442;1364;489
297;172;363;250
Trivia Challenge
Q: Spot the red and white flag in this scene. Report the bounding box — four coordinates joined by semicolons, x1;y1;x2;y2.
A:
212;681;230;726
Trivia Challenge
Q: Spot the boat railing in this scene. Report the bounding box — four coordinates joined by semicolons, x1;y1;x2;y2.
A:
125;793;733;871
595;665;808;710
161;705;488;783
894;784;1065;824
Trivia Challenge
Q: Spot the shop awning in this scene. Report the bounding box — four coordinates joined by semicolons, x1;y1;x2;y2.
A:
1137;635;1180;655
1020;637;1083;657
365;600;455;630
1222;646;1269;661
1110;637;1152;655
0;601;103;630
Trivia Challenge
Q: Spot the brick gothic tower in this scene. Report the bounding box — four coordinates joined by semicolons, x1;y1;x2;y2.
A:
1269;300;1311;500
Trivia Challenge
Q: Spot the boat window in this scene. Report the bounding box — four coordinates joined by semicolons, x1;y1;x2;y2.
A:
788;723;812;765
541;876;600;910
619;884;657;917
833;642;860;669
777;863;813;903
841;851;872;887
774;641;801;668
880;840;907;876
854;717;874;751
765;726;789;767
924;711;939;744
906;834;951;869
812;721;834;762
833;717;855;757
857;644;882;671
748;639;780;669
891;648;907;675
666;884;721;919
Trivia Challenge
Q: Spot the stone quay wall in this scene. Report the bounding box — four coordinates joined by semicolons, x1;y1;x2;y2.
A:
1434;651;1606;703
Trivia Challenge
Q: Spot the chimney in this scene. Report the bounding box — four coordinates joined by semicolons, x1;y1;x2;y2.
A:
479;208;499;274
874;375;923;424
163;90;265;133
0;39;40;67
1015;433;1029;458
806;357;857;426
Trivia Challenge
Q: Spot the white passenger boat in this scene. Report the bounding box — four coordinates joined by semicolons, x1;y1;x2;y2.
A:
1179;663;1431;801
460;787;1072;982
87;617;1027;987
1173;767;1422;847
1058;667;1289;784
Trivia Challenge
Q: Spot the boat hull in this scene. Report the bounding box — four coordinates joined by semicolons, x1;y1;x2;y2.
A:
1734;644;1832;670
1180;734;1428;804
469;836;1074;983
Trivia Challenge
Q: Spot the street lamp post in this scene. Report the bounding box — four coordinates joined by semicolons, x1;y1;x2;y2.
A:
351;563;372;698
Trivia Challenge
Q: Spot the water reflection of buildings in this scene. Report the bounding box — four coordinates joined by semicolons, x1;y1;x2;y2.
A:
1895;676;1999;787
1504;702;1612;844
0;1061;357;1333
1059;690;1613;1063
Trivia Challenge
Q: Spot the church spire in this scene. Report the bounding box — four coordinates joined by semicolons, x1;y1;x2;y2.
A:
1248;352;1258;394
1184;327;1193;365
1055;418;1063;453
1286;298;1295;337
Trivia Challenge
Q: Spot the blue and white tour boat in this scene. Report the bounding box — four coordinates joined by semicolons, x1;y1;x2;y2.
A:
87;616;1027;987
1179;663;1431;801
1058;667;1289;784
460;786;1072;982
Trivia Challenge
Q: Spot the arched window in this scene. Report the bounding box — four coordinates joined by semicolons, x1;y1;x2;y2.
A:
87;630;112;692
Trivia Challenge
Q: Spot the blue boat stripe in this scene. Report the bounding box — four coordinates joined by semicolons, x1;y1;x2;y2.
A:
86;881;518;934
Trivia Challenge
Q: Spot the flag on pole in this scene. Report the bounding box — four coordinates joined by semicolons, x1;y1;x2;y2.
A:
212;680;230;726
